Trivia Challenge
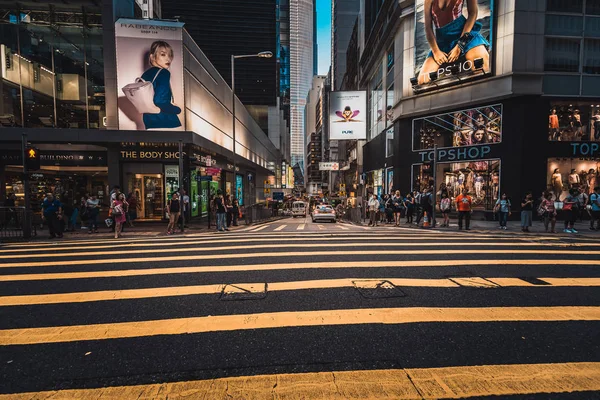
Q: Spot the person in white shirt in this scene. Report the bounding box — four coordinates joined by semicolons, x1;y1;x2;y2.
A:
368;194;380;226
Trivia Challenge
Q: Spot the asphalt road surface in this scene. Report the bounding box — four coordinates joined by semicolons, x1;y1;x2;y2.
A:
0;218;599;399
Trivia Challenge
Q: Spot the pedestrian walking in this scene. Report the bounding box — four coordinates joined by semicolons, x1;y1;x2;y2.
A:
404;192;414;224
41;193;63;239
540;191;556;233
166;192;181;235
439;192;451;227
520;192;534;232
232;197;240;226
368;194;379;226
563;188;581;233
127;192;138;227
392;190;403;226
215;190;227;231
494;193;511;230
455;188;472;230
590;187;600;230
111;193;128;239
86;194;100;234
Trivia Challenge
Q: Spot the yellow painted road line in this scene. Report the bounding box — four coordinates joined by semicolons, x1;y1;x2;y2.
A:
0;241;595;260
3;277;599;306
274;225;287;231
2;259;599;282
297;223;305;230
2;249;599;268
1;306;598;346
248;225;268;232
2;362;599;400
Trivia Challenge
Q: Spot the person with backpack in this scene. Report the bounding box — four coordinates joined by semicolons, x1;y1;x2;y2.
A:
111;193;128;239
439;192;451;227
494;193;511;230
589;186;600;231
166;192;181;235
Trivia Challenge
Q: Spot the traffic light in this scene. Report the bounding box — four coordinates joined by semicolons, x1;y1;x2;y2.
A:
25;146;40;171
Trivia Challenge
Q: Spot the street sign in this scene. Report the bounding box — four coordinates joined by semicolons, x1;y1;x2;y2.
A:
273;192;284;201
319;162;339;171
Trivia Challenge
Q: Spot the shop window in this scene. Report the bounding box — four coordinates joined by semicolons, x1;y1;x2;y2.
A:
547;159;599;199
583;39;600;74
413;160;500;210
385;127;394;158
548;102;600;141
544;37;581;72
546;0;583;14
413;104;502;151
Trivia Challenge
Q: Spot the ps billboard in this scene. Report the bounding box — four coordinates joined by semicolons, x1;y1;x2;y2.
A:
115;18;185;131
329;91;367;140
414;0;493;90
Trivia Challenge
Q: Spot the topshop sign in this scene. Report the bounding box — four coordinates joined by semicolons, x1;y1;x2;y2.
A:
418;145;492;162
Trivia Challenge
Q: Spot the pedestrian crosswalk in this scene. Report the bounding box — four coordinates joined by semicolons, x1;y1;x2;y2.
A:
0;230;599;398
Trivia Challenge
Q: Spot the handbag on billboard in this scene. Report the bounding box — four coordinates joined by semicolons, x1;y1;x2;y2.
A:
121;68;163;114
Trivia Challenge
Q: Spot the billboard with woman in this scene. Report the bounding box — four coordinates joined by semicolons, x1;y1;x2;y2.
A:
115;19;185;131
414;0;493;89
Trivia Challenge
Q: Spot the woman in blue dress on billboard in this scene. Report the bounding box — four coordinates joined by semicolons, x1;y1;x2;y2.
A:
141;41;182;130
417;0;490;84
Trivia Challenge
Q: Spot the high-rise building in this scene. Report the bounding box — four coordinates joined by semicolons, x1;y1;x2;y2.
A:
289;0;316;170
331;0;359;91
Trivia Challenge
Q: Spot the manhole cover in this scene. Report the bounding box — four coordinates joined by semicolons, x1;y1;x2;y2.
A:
448;277;500;288
518;277;551;286
220;283;268;301
352;280;406;299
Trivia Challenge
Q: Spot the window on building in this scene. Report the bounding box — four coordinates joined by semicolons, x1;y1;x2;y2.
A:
386;46;394;70
546;0;583;14
586;1;600;15
545;14;583;36
548;102;600;141
385;127;394;157
413;104;503;151
368;65;384;140
584;39;600;74
386;83;394;128
544;37;581;72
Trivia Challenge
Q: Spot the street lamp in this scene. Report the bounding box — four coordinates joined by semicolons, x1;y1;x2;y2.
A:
231;51;273;206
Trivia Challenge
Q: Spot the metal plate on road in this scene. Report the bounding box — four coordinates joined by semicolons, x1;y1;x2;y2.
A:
448;277;501;289
220;283;268;301
352;280;406;299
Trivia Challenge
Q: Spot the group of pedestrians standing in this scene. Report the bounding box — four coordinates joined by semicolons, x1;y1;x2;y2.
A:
211;190;240;232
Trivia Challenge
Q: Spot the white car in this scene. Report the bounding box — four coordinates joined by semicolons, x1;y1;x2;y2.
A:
291;201;307;218
312;205;336;223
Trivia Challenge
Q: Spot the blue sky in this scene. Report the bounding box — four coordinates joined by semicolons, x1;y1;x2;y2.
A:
316;0;331;75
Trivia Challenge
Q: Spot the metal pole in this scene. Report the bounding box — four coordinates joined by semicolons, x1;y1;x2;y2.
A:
21;134;31;238
231;55;236;203
178;139;184;233
432;144;437;228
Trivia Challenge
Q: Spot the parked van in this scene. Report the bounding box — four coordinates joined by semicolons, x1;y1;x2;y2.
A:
291;201;307;218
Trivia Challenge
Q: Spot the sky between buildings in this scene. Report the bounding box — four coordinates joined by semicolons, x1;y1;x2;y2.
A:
316;0;332;75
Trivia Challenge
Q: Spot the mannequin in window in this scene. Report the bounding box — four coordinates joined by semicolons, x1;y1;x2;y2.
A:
573;110;583;140
457;171;465;190
549;109;559;141
593;111;600;141
579;169;589;193
568;168;580;188
474;173;484;198
587;169;597;195
492;172;499;199
552;168;563;196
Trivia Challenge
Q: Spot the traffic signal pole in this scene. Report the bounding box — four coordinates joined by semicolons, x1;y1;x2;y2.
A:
21;133;31;238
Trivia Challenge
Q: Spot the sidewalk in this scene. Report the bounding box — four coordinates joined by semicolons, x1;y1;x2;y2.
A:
347;217;600;238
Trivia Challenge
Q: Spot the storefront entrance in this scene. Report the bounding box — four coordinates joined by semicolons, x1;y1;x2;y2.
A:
129;174;164;220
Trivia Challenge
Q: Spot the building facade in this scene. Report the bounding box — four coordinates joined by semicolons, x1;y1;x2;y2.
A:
0;1;282;220
290;0;316;171
331;0;360;91
358;0;600;217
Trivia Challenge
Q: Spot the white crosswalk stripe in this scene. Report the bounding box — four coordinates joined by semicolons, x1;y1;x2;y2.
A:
274;225;287;231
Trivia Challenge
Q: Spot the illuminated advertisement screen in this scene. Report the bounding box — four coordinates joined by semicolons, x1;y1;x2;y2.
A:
329;91;367;140
414;0;493;91
115;18;185;131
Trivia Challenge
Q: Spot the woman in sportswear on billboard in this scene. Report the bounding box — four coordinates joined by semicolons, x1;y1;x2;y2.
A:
417;0;490;84
141;40;182;130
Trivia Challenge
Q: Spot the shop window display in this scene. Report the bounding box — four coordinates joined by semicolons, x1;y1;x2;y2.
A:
413;160;500;210
413;104;502;151
547;159;599;198
548;103;600;141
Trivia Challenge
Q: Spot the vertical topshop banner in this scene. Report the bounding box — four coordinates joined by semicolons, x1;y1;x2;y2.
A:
414;0;493;89
115;18;185;131
329;91;367;140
